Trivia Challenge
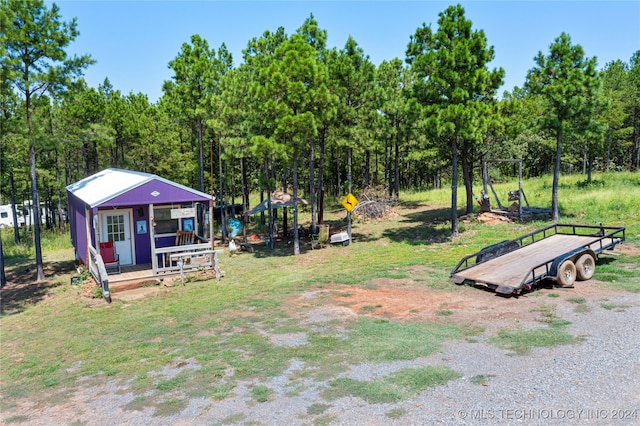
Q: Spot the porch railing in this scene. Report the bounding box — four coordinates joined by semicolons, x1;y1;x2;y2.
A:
154;243;215;274
88;244;112;303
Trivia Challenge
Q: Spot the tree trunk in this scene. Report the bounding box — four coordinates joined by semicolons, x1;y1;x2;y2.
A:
451;138;459;237
241;156;248;244
363;149;371;188
25;86;45;282
347;146;352;244
461;153;474;215
218;135;227;240
293;152;300;255
374;149;379;186
333;148;340;199
394;136;400;200
0;231;5;287
282;171;287;238
318;128;326;225
309;137;317;234
30;143;45;281
386;139;392;198
55;149;65;231
93;138;99;174
197;118;205;192
605;127;611;168
9;172;20;245
269;156;276;252
551;126;562;222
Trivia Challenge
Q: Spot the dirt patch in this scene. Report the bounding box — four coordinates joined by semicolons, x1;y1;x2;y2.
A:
616;243;640;256
0;260;76;314
287;277;629;334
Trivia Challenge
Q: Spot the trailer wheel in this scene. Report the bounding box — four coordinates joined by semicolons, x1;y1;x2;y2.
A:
575;254;596;281
557;260;576;287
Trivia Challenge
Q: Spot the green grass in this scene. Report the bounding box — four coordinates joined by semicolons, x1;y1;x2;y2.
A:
346;318;479;363
489;304;581;355
470;374;496;385
386;408;407;419
2;227;72;264
324;366;461;404
1;171;639;410
600;303;630;312
489;316;579;356
153;398;187;417
251;385;272;403
489;326;579;355
307;403;331;415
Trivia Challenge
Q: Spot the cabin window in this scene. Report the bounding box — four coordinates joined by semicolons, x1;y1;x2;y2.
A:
106;214;126;242
153;207;179;235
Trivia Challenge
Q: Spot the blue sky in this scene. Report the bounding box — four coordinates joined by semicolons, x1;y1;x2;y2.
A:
54;1;640;103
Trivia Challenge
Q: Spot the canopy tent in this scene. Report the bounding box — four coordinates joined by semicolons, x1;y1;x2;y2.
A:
246;191;309;215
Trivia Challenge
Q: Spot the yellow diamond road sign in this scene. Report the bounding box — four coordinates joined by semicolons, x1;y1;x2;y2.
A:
341;193;359;212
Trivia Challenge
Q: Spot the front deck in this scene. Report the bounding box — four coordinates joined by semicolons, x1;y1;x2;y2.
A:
108;263;158;283
89;241;223;303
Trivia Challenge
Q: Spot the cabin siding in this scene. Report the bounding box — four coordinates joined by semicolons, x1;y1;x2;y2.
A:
100;180;210;207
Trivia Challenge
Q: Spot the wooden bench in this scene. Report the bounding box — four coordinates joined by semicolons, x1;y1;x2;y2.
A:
171;249;224;283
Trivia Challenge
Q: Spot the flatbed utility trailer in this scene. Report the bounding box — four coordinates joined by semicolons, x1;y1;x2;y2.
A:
451;224;625;296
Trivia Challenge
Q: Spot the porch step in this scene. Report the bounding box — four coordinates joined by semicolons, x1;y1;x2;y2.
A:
112;285;170;302
109;278;164;294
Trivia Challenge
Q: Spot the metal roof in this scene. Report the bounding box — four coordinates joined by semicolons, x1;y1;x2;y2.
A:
66;168;210;208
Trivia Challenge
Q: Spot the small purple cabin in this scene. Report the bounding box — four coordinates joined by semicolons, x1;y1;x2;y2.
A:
66;168;213;275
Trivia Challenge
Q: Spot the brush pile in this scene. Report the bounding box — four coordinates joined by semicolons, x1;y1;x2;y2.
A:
352;187;398;220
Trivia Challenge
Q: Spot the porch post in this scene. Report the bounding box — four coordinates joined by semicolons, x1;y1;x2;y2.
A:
149;203;157;274
93;207;101;245
85;207;92;264
209;201;214;248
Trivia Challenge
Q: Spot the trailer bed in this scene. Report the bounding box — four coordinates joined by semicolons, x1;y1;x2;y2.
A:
451;224;625;295
454;234;597;285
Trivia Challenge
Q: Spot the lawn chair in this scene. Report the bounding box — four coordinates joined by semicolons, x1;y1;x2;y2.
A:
175;230;195;246
99;241;121;274
311;225;330;249
168;230;196;266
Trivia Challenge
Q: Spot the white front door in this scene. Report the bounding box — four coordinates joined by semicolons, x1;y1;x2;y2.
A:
102;211;133;265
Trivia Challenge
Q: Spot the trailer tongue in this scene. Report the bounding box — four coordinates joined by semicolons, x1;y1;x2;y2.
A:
451;224;625;296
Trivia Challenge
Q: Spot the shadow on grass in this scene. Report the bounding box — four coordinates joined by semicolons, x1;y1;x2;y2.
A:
241;219;350;258
1;259;75;315
244;206;455;250
238;204;462;256
380;207;454;245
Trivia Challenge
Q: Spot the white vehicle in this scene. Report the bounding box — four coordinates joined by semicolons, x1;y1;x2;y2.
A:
20;201;48;227
0;204;26;229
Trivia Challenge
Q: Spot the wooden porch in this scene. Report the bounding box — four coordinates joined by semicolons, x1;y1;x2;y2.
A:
88;242;224;303
107;263;158;283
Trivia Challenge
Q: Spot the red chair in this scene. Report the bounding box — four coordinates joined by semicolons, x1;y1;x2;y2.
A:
99;242;121;274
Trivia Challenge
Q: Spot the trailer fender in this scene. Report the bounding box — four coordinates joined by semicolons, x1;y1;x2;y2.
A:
549;248;596;280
